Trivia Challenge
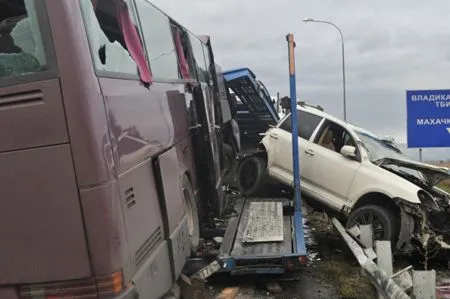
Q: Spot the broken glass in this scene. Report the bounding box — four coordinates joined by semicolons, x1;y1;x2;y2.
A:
80;0;139;76
0;0;47;79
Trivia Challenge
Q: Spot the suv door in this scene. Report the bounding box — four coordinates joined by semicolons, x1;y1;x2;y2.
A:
301;120;362;211
265;109;323;187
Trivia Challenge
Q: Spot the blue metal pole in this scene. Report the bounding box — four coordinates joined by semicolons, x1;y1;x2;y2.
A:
286;33;306;255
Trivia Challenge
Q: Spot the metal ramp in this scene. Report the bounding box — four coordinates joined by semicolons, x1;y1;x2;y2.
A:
217;196;304;275
243;201;284;243
229;198;291;258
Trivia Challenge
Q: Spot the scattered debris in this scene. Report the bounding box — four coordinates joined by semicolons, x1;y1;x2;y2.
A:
216;287;240;299
264;282;283;294
391;266;413;293
437;285;450;298
178;273;206;299
214;237;224;244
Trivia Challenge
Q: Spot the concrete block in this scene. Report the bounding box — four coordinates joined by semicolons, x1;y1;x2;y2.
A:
346;224;361;240
364;248;377;261
413;270;436;299
375;241;393;276
360;225;373;248
375;241;393;299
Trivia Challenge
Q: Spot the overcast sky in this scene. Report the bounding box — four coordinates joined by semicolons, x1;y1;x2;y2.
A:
152;0;450;161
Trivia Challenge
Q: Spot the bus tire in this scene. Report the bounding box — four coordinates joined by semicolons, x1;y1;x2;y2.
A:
237;156;266;196
182;175;200;255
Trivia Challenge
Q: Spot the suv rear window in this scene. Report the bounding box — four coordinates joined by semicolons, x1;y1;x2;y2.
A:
279;109;323;140
0;0;50;81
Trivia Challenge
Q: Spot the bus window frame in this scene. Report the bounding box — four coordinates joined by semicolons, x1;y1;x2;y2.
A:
0;0;58;88
188;34;209;84
80;0;204;86
80;0;145;82
169;21;197;81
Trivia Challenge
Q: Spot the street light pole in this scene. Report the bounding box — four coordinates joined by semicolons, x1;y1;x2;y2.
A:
303;18;347;121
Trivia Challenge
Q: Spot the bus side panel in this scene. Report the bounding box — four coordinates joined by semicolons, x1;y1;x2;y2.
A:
0;79;68;153
159;146;185;234
169;217;190;279
131;241;172;299
158;142;194;278
46;0;115;187
118;160;166;281
99;79;187;174
0;144;90;284
79;181;131;279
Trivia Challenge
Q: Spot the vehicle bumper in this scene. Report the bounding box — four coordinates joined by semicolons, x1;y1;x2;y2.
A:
394;197;450;253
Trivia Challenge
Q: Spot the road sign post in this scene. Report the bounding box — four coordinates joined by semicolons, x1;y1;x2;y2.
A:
406;89;450;148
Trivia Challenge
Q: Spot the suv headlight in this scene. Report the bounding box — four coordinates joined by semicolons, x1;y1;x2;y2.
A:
418;190;440;211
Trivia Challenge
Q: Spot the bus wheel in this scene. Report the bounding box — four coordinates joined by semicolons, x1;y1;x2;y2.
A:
182;175;200;255
237;156;266;196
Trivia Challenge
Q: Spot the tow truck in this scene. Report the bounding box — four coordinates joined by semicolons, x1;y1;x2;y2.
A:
185;34;307;279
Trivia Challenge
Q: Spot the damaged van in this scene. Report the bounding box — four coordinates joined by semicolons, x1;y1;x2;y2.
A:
237;103;450;254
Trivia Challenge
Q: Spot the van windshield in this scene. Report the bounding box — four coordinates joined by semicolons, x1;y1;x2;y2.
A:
0;0;48;80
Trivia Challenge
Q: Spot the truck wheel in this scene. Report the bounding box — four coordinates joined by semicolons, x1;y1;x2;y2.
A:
223;143;237;184
237;156;266;196
346;205;398;245
182;175;200;255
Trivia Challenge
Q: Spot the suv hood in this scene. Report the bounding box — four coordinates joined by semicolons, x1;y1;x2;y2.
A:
377;157;450;186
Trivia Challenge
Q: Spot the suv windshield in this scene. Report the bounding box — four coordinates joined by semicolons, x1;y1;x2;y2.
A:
354;130;406;162
0;0;48;81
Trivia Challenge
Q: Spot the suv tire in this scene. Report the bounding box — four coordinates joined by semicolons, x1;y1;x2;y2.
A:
237;156;266;196
346;204;399;245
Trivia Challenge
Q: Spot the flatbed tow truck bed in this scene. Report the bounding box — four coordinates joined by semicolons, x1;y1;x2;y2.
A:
218;196;306;275
184;34;306;279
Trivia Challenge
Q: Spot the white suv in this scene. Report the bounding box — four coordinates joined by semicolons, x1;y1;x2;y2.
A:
237;104;450;253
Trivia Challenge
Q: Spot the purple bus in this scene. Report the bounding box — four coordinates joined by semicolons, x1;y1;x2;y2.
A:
0;0;232;298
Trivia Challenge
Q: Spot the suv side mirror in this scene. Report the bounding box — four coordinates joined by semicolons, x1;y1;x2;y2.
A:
340;145;357;159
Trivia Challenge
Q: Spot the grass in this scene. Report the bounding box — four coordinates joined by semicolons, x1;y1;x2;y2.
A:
437;182;450;193
319;260;376;299
432;162;450;193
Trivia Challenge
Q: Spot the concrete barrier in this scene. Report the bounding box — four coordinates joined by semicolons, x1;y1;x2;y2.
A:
332;218;410;299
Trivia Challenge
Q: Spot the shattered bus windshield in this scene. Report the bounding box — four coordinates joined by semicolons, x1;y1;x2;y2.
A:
0;0;49;81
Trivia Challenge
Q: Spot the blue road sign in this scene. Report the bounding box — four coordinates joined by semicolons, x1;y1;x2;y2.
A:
407;89;450;148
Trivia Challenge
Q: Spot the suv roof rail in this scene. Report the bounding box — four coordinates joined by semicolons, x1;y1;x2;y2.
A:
297;101;324;112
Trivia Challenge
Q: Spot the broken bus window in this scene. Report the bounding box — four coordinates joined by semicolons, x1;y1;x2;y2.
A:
0;0;48;80
80;0;151;83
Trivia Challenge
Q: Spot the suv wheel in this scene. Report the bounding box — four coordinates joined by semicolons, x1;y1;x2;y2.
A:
237;156;266;196
346;205;399;244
